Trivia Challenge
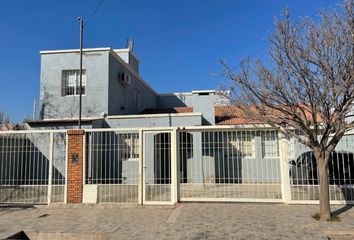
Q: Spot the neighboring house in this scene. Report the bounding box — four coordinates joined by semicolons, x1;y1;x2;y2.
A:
30;46;230;129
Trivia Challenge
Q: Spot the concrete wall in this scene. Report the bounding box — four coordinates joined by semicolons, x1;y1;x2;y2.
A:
39;49;156;120
108;53;157;115
114;50;139;74
192;93;215;125
158;92;229;108
158;91;230;125
158;93;193;108
29;114;202;130
104;114;202;128
40;50;110;119
39;48;230;128
28;122;94;130
128;52;140;74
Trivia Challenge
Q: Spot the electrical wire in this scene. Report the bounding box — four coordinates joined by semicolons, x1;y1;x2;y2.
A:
84;0;105;26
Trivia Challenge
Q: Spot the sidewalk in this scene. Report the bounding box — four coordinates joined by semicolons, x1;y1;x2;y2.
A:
1;203;353;239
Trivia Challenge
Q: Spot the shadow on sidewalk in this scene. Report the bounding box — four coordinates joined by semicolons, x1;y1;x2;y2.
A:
332;205;353;217
0;204;34;209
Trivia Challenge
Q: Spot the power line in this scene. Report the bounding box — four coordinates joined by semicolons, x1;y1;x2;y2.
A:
76;0;105;127
85;0;105;27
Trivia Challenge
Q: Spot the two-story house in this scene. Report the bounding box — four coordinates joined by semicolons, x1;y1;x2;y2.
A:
29;46;230;129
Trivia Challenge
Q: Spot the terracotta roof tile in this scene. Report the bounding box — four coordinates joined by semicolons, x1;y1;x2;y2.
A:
215;106;265;125
215;105;322;125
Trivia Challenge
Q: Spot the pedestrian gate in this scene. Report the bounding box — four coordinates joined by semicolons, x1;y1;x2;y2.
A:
143;131;173;204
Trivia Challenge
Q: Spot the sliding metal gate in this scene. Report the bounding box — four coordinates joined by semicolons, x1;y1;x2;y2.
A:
178;129;283;202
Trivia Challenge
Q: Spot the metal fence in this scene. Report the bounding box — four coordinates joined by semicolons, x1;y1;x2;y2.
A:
178;129;282;202
84;127;354;205
85;130;140;203
289;134;354;203
0;131;66;204
1;127;353;205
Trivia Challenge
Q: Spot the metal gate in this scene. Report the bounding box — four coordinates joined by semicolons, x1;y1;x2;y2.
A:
178;129;283;202
85;130;140;203
143;131;173;204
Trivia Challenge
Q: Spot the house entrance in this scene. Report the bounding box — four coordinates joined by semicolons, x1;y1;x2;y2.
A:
143;131;172;204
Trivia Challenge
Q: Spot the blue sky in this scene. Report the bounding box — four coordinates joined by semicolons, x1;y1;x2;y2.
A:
0;0;339;122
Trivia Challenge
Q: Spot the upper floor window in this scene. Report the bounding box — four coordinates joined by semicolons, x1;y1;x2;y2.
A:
62;70;86;96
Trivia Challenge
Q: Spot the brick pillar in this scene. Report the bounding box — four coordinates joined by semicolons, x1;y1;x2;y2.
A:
67;130;85;203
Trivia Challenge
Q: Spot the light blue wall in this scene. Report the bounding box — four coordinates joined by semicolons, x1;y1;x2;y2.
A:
104;114;202;128
114;51;139;74
39;49;158;120
158;92;229;125
192;93;215;125
128;52;139;74
108;53;157;115
158;94;193;108
39;50;110;119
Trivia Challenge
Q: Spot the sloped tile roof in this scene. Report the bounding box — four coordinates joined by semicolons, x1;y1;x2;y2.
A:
215;105;322;125
215;106;265;125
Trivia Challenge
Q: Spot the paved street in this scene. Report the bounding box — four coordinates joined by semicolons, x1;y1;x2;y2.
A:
0;203;354;239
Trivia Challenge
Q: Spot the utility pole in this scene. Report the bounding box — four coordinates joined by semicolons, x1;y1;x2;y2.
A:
78;17;84;129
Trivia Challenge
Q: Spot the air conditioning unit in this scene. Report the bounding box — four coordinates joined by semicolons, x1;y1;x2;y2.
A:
119;72;131;86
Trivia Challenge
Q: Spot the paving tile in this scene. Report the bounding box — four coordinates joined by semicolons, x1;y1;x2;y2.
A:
0;203;354;239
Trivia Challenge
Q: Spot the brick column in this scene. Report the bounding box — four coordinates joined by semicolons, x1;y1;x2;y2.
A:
67;130;85;203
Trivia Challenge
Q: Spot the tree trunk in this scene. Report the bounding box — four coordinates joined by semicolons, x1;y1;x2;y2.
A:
316;153;331;221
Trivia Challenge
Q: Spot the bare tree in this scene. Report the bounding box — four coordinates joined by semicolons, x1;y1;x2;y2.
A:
0;111;12;131
0;111;10;124
220;0;353;221
39;85;103;120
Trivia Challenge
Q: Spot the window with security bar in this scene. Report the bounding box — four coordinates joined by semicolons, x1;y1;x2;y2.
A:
261;131;279;158
228;132;255;157
62;69;86;96
119;134;139;159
